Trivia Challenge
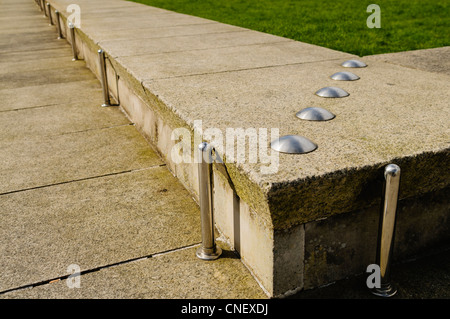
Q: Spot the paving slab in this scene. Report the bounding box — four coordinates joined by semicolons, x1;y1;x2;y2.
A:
1;244;266;299
0;79;103;111
365;46;450;76
0;56;86;74
0;32;67;53
0;125;163;194
117;41;353;81
0;65;96;90
0;102;130;141
87;23;246;43
0;46;74;63
0;167;202;292
100;30;290;58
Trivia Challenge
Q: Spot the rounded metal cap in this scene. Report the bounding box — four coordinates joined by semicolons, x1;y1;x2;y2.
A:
330;71;360;81
296;107;335;121
270;135;317;154
315;86;349;98
341;60;367;68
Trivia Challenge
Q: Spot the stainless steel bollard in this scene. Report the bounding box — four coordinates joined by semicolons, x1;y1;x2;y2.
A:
43;0;47;17
47;3;53;25
69;23;77;61
196;142;222;260
55;11;63;39
371;163;401;297
98;50;111;107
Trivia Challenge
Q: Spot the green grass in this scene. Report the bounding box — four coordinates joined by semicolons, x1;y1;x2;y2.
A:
128;0;449;56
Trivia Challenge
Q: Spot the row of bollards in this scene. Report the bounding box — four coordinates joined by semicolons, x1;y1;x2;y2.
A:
35;0;111;107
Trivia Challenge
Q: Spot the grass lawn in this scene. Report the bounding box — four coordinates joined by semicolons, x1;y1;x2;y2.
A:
128;0;449;56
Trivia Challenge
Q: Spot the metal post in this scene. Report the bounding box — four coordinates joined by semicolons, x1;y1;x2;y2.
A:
98;50;111;107
69;23;77;61
43;0;47;17
371;163;400;297
196;142;222;260
47;3;53;26
55;11;63;39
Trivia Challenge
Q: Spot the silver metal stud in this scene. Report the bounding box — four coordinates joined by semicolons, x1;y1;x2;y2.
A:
330;71;360;81
315;86;349;98
296;107;335;121
270;135;317;154
341;60;367;68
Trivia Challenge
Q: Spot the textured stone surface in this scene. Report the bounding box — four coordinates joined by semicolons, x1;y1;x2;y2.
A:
1;244;266;299
365;46;450;76
145;59;450;228
0;167;204;292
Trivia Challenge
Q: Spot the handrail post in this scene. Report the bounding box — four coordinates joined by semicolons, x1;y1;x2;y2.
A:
42;0;47;17
196;142;222;260
47;3;53;26
98;49;111;107
371;163;401;297
69;23;77;61
55;10;63;39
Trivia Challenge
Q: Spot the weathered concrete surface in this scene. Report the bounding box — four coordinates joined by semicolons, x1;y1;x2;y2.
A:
101;30;291;58
2;244;266;299
0;125;163;194
146;59;450;228
365;46;450;76
0;79;103;111
0;0;265;299
0;102;130;141
0;167;202;292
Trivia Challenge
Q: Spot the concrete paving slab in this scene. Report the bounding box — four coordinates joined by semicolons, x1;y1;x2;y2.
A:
100;30;290;58
85;23;246;43
365;46;450;76
0;65;96;90
0;167;202;292
79;12;214;32
0;125;163;194
0;79;103;111
1;244;266;299
0;34;68;54
0;30;55;46
0;46;74;63
117;41;353;81
0;56;86;74
0;102;130;141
